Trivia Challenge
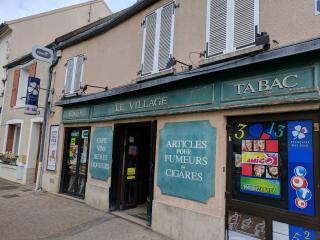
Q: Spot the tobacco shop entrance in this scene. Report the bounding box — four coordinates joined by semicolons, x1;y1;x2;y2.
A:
109;121;157;225
226;111;320;240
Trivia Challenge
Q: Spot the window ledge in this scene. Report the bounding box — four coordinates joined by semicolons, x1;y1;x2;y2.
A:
62;91;83;99
199;44;267;67
13;106;24;110
136;68;175;83
0;162;17;169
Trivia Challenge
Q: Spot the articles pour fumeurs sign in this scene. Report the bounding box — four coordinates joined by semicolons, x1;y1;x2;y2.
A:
157;121;216;203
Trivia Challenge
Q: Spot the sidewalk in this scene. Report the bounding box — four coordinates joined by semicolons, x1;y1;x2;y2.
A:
0;178;169;240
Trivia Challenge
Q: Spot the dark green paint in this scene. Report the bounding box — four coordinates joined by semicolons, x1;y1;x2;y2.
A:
62;63;320;123
89;127;113;180
157;121;216;203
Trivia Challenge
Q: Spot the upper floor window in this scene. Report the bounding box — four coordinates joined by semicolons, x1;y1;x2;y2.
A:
316;0;320;15
206;0;259;58
64;55;85;95
10;62;36;108
141;1;175;76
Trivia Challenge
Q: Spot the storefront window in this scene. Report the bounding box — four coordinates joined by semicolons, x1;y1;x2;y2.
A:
231;119;315;214
227;114;319;239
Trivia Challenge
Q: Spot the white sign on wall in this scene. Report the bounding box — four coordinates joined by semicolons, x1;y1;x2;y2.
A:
46;125;59;171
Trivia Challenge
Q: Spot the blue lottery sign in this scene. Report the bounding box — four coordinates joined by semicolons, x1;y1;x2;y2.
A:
289;225;317;240
157;121;216;203
24;77;40;115
287;120;315;215
89;127;113;180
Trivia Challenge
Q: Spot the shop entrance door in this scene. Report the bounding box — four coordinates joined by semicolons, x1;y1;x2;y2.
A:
110;121;157;225
61;128;90;199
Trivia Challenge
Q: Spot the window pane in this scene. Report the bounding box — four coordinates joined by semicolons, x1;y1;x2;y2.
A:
231;120;288;209
16;68;28;107
13;126;21;155
317;0;320;12
231;119;316;215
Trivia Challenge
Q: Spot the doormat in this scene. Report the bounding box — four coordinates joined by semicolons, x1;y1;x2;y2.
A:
130;213;148;221
2;194;20;198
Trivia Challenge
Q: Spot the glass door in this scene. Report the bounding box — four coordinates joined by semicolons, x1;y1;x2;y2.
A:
120;128;139;209
61;128;90;198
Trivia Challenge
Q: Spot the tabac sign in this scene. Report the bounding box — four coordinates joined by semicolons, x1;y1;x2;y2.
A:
221;67;315;103
157;121;216;203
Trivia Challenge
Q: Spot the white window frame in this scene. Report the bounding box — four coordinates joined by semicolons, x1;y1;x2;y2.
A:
205;0;259;58
141;1;175;76
64;54;85;95
15;62;33;108
316;0;320;15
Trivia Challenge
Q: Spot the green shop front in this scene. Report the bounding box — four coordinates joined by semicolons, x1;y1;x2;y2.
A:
56;44;320;240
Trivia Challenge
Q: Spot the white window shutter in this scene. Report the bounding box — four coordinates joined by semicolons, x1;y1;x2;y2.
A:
141;12;157;75
64;58;74;94
73;55;84;92
233;0;256;49
158;2;175;71
206;0;228;57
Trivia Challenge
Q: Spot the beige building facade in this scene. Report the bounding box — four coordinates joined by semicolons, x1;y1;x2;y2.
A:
5;0;320;239
0;0;111;185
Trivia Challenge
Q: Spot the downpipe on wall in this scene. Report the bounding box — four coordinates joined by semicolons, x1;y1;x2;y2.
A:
35;44;60;191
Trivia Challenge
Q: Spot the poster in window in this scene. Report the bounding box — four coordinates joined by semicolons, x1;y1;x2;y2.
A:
287;120;315;216
46;125;59;171
235;122;282;199
232;118;316;213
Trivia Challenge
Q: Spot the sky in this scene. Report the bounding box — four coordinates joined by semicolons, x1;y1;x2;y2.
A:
0;0;136;23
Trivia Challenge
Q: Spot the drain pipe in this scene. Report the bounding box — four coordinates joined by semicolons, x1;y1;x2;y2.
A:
35;44;60;191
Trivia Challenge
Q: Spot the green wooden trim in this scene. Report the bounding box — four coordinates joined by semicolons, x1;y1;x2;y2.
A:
62;62;320;123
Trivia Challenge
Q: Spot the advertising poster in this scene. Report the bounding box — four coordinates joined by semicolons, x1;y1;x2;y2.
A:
46;125;59;171
289;225;317;239
157;121;216;203
287;120;315;216
89;127;113;180
24;77;40;115
240;176;281;198
236;123;281;198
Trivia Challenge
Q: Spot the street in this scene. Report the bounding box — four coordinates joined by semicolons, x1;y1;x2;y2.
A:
0;178;169;240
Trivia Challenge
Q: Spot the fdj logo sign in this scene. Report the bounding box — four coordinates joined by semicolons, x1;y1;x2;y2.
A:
290;166;312;209
292;125;308;140
288;120;315;216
